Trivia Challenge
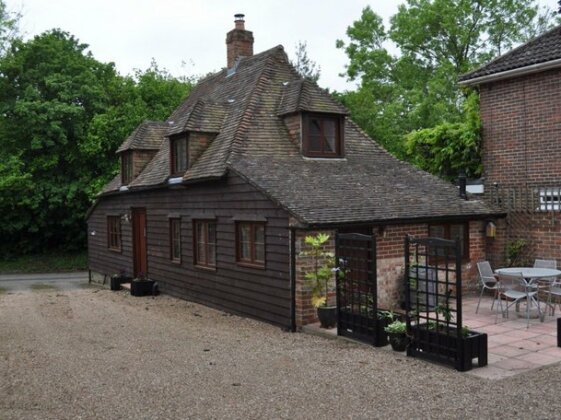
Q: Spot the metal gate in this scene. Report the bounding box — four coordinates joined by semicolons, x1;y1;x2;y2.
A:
336;233;381;345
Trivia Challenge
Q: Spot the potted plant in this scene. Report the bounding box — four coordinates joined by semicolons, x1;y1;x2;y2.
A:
130;272;158;297
301;233;337;328
375;310;397;347
384;320;408;351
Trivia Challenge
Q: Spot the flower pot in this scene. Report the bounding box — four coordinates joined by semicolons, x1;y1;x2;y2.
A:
388;332;408;351
317;306;337;328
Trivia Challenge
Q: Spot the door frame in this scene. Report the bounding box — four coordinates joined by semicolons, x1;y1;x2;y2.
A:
131;207;148;278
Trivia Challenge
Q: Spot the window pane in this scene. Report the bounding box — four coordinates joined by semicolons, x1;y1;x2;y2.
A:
450;224;465;256
429;225;445;238
197;242;206;264
254;224;264;262
238;223;250;260
173;138;188;173
208;244;216;266
309;119;322;151
323;120;336;152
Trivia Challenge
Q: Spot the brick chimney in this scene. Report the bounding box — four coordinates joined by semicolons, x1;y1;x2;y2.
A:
226;14;254;68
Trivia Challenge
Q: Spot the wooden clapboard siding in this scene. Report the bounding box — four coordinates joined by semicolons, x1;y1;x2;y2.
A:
87;173;292;327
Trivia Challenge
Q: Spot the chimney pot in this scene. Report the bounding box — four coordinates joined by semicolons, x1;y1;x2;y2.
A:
234;13;245;30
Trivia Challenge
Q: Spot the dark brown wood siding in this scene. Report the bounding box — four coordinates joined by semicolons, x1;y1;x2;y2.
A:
87;173;292;327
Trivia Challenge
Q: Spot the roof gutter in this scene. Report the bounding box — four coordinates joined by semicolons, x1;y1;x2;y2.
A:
459;58;561;86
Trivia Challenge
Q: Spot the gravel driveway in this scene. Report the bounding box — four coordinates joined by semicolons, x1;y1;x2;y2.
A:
1;286;560;419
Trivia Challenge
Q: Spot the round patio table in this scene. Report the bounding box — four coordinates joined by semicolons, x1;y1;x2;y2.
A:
495;267;561;321
495;267;561;279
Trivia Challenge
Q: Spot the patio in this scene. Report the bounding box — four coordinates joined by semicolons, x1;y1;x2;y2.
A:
303;293;561;380
463;294;561;379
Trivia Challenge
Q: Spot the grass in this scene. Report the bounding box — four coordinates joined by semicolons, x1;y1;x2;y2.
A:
0;251;88;274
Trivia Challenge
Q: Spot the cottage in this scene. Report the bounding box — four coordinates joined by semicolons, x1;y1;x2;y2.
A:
87;15;501;331
460;24;561;266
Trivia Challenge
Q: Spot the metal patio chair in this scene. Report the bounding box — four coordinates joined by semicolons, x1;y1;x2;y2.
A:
498;272;542;328
532;258;558;300
476;261;500;314
546;279;561;316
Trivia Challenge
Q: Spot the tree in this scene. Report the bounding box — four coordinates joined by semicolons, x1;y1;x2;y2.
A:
337;1;558;164
0;30;192;256
0;0;19;56
291;41;321;83
405;91;481;180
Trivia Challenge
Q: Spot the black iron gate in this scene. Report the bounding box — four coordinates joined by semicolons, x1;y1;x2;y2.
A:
405;235;487;371
336;233;383;345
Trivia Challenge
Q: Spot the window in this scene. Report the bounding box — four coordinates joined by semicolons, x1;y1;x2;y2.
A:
169;218;181;263
107;216;122;252
302;114;343;158
538;187;561;211
121;152;133;185
236;222;265;268
170;135;188;175
194;220;216;268
429;223;469;260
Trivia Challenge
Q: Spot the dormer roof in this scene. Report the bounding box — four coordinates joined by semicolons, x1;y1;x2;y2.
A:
115;120;167;153
167;99;227;136
277;79;348;116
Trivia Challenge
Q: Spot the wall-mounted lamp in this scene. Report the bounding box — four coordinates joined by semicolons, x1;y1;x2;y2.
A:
121;213;131;224
90;230;96;236
486;221;496;238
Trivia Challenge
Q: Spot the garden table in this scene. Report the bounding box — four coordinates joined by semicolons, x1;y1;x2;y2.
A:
495;267;561;320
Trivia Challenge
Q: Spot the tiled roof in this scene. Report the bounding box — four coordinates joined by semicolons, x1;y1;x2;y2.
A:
115;121;168;153
100;43;500;224
460;24;561;83
278;79;348;116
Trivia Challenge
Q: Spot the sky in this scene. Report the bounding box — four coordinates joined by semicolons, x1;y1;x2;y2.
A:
4;0;560;92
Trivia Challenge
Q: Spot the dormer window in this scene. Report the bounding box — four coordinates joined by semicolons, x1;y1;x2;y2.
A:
302;114;344;158
121;152;133;185
170;135;188;175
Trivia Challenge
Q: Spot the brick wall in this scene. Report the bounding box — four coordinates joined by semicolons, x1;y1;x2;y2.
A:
294;229;336;327
294;221;488;328
480;68;561;266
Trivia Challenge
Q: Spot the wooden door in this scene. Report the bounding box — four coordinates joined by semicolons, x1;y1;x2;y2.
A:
132;208;148;277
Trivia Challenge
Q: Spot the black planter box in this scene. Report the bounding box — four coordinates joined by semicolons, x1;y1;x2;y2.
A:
407;324;487;372
337;308;389;347
110;275;131;291
558;318;561;348
131;280;157;297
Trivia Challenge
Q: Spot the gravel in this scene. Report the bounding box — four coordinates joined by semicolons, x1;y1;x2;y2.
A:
1;286;560;419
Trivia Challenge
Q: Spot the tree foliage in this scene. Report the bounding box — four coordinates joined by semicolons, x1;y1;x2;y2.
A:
0;0;18;56
337;1;558;163
0;30;192;256
291;41;321;83
405;92;481;180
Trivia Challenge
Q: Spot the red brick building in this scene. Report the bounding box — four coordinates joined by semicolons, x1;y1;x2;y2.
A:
460;25;561;268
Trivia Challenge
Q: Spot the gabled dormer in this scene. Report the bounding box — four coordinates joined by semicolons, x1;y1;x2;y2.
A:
116;121;167;185
278;79;348;158
166;99;226;177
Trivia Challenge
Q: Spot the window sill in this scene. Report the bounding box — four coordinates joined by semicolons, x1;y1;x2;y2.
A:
236;261;265;270
108;247;122;253
170;259;181;265
194;264;217;272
